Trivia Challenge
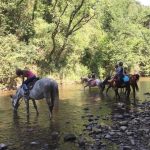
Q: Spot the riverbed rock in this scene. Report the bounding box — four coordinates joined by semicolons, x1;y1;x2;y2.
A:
120;126;127;131
121;145;131;150
30;141;39;145
51;131;59;140
80;101;150;150
83;107;89;111
119;121;128;126
78;136;86;147
64;133;76;142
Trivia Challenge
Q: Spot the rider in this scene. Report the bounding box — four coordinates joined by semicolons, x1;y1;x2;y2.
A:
90;72;97;86
91;72;96;79
16;68;37;95
115;62;124;83
87;72;96;86
108;62;124;83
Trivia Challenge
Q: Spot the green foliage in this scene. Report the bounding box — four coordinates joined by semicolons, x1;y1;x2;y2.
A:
1;0;150;87
0;34;38;79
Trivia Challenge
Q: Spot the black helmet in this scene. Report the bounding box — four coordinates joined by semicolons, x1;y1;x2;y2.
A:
119;62;123;66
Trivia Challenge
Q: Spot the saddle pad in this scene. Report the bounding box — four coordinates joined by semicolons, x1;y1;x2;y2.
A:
28;78;40;90
91;80;96;86
123;75;129;82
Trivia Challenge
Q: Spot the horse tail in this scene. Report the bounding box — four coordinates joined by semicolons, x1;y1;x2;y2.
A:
135;82;139;91
136;74;140;81
135;74;140;91
54;81;59;100
55;83;59;99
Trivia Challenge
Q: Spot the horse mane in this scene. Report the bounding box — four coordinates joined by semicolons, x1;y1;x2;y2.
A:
102;75;111;84
81;77;89;83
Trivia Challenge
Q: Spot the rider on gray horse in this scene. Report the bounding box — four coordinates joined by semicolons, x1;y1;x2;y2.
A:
16;68;37;98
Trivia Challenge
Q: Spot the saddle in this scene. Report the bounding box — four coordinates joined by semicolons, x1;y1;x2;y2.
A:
27;77;40;90
90;80;96;86
113;76;129;87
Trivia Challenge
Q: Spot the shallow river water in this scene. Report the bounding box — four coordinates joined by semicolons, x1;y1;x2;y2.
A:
0;79;150;150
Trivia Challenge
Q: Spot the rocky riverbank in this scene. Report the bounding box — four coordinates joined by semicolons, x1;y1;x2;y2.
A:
0;101;150;150
75;101;150;150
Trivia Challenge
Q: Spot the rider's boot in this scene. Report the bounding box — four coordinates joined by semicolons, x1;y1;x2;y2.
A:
24;89;29;99
24;89;28;95
22;84;29;99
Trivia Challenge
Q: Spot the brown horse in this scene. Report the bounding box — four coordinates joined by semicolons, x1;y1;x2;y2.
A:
81;77;102;90
100;74;139;100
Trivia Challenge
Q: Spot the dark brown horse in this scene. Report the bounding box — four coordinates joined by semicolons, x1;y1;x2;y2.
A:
100;74;139;100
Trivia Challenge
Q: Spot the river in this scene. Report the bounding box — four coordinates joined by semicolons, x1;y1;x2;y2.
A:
0;78;150;150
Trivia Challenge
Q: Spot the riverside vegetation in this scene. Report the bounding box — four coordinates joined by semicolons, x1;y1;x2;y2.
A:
0;0;150;89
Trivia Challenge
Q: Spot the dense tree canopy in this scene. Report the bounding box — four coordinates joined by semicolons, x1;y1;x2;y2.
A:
0;0;150;87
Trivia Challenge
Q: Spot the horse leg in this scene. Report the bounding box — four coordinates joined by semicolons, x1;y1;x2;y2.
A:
132;85;136;103
84;84;88;90
115;88;120;99
46;97;53;119
126;85;131;99
32;99;39;115
24;99;29;116
99;83;105;92
135;82;139;91
106;85;111;94
89;86;91;91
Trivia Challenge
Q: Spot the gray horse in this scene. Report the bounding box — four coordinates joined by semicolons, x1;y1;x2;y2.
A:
11;78;59;118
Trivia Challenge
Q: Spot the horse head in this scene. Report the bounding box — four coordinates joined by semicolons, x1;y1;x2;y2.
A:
81;77;88;84
11;86;24;111
80;77;84;84
103;75;111;84
99;75;112;91
134;74;140;81
130;74;140;92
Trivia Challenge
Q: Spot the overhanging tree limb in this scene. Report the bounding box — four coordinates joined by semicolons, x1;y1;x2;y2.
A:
16;0;25;6
32;0;38;20
70;14;95;34
66;0;85;34
49;2;68;59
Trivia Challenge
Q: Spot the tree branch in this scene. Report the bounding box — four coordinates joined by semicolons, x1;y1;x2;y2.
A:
49;2;68;58
66;0;85;34
32;0;38;20
53;0;59;11
16;0;25;7
69;14;95;34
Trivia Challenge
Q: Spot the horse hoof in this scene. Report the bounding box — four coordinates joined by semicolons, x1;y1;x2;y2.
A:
49;114;52;119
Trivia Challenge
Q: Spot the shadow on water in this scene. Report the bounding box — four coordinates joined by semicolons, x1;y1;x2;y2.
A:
0;79;150;149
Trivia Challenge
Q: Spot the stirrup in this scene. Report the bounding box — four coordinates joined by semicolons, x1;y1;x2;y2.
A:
24;90;29;95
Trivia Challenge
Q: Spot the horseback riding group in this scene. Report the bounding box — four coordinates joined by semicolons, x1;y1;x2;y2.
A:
11;61;139;118
81;62;140;100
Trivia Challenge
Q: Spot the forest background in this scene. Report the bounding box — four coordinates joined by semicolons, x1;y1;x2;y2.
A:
0;0;150;89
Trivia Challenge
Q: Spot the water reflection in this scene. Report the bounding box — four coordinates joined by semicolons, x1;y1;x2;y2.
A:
0;79;150;149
